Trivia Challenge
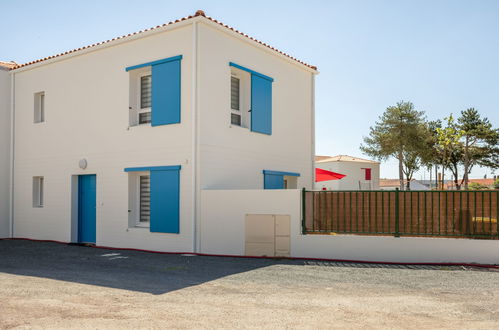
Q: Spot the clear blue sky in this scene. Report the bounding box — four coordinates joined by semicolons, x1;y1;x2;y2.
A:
2;0;498;179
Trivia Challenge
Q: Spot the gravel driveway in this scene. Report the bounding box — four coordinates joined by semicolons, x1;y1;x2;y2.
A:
1;239;498;329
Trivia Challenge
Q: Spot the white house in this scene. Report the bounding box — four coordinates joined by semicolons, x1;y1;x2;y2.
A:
1;10;317;253
315;155;380;190
0;61;15;238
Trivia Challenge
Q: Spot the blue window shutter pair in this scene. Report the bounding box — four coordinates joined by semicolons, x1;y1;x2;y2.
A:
125;165;180;234
229;62;273;135
126;55;182;126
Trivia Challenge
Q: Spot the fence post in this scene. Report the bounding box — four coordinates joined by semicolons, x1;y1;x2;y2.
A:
394;188;400;237
301;188;307;235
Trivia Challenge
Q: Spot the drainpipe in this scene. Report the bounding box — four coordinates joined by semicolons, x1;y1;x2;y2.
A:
191;20;200;253
310;72;316;189
9;71;15;238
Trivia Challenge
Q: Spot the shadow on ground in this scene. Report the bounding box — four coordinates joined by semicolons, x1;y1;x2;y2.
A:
0;239;494;295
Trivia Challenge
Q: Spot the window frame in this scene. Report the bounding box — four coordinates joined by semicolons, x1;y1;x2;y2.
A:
135;172;150;228
137;70;152;125
33;176;44;208
34;92;45;123
230;68;251;129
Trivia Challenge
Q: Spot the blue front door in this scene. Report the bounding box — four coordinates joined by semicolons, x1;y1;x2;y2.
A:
78;175;96;243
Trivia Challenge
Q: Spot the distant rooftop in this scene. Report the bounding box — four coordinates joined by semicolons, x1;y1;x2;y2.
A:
315;155;379;164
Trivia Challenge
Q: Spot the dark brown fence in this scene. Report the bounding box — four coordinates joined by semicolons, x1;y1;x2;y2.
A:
302;190;498;239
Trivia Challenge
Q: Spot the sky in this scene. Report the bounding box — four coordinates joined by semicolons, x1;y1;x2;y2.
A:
1;0;498;179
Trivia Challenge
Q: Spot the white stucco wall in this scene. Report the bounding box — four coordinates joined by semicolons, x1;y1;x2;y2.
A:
12;24;195;252
9;17;317;252
201;189;499;264
315;160;380;190
197;22;315;190
0;68;11;238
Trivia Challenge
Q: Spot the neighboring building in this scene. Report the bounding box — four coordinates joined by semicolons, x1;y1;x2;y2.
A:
444;178;495;190
379;179;430;191
315;155;380;190
0;61;16;238
1;11;317;252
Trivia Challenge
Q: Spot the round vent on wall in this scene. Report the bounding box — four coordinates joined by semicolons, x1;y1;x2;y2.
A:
79;159;88;170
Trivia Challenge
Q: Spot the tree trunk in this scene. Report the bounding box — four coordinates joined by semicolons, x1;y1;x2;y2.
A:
435;165;438;190
398;150;404;191
463;136;470;189
453;164;460;190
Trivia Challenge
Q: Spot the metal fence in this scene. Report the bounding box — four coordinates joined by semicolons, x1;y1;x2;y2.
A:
302;189;498;239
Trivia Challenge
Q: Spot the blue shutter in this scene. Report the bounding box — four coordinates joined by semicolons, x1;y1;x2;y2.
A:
251;75;272;135
264;173;284;189
151;59;181;126
150;168;180;233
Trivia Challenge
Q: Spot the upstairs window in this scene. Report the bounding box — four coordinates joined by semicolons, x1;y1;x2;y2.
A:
126;55;182;127
229;62;273;135
34;92;45;123
33;176;44;207
231;76;241;126
229;67;251;128
139;74;152;124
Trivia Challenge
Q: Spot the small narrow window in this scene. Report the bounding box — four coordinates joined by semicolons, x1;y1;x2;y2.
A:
34;92;45;123
33;176;44;207
231;76;241;126
138;175;150;225
139;75;152;124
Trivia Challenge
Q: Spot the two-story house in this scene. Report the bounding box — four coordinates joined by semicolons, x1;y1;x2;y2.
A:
1;10;317;253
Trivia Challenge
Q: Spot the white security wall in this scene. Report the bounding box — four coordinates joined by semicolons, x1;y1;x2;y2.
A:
315;161;380;190
201;190;499;264
197;22;315;190
0;68;11;238
12;25;195;252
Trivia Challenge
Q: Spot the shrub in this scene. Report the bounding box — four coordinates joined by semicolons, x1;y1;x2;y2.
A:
468;182;489;190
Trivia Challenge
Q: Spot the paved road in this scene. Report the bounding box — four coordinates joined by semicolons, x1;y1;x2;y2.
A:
1;239;498;329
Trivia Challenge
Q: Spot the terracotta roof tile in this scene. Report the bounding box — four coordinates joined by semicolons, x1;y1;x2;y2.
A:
11;10;317;71
0;61;17;69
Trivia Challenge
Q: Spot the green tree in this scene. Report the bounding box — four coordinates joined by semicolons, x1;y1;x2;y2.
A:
435;115;463;189
361;101;428;190
457;108;499;189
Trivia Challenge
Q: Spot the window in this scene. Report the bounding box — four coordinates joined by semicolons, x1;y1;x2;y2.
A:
230;68;251;128
139;75;152;124
126;55;182;127
128;172;150;227
33;176;44;207
34;92;45;123
126;165;181;233
231;76;241;125
138;175;150;225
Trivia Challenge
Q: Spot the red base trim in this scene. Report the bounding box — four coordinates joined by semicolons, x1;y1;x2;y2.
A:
4;237;498;269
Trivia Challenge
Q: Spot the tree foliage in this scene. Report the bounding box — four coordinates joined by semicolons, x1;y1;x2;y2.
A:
457;108;499;189
361;101;428;190
361;104;498;191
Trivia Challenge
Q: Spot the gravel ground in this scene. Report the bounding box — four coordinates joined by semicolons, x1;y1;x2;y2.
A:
0;239;498;329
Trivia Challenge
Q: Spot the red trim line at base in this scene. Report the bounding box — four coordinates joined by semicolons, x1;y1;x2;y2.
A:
3;237;498;269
